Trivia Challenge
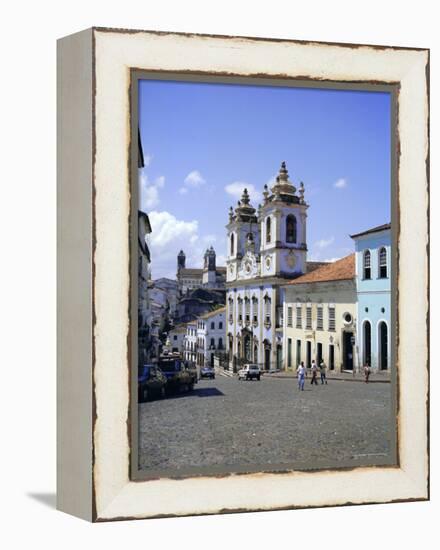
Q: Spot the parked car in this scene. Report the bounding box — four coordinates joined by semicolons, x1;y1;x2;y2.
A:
158;353;194;394
200;366;215;379
238;364;261;381
138;364;167;402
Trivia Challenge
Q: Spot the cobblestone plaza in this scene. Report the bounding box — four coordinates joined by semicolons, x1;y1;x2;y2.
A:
139;375;395;473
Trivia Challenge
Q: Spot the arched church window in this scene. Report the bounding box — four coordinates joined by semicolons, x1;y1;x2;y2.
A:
266;217;271;243
245;297;251;324
264;295;271;327
379;247;387;278
237;297;243;324
363;250;371;280
252;296;258;325
286;214;297;243
230;233;234;256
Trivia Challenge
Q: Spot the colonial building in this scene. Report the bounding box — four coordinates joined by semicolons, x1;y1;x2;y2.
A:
174;287;225;323
153;277;179;317
183;321;197;364
195;307;226;368
138;209;153;365
176;248;226;295
351;223;391;372
168;323;187;353
137;130;155;365
226;162;310;371
282;254;357;373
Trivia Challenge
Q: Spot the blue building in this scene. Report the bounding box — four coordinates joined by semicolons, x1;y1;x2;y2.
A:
351;224;391;372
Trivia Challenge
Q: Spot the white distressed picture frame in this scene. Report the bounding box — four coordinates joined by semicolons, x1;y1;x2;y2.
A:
57;27;429;522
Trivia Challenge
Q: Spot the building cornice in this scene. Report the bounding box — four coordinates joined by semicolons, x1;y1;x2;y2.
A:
283;278;356;292
226;275;293;289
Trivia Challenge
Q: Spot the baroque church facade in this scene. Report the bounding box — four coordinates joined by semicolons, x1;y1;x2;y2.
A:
176;247;226;295
226;162;310;371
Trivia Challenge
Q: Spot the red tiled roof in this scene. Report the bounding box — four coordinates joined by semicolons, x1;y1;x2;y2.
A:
287;254;355;285
306;261;330;273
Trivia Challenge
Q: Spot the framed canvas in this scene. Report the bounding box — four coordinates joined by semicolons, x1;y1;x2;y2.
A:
57;27;429;522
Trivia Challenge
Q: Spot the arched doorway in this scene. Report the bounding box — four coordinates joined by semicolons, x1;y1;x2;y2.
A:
264;342;271;371
363;320;372;366
244;334;251;361
379;321;388;370
343;331;354;371
276;345;282;370
253;344;258;364
306;340;312;369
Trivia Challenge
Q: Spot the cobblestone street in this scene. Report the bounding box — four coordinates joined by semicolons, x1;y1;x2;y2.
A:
138;375;395;474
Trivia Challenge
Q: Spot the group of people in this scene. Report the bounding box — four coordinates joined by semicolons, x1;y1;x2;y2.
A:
296;359;327;391
296;360;373;389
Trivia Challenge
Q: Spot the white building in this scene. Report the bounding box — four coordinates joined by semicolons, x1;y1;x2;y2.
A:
153;277;179;317
195;307;226;368
282;254;357;373
226;162;309;371
183;321;197;364
168;323;187;354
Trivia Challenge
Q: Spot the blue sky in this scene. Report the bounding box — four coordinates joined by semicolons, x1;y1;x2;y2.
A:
139;79;391;280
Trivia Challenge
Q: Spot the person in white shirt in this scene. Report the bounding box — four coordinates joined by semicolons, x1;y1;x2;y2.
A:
297;361;305;391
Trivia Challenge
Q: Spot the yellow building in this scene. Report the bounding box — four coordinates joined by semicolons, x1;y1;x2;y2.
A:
282;254;357;373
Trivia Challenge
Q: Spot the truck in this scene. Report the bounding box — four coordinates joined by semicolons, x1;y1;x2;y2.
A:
158;352;196;394
138;364;167;402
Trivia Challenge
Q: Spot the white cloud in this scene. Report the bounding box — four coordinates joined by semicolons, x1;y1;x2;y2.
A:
155;175;165;188
178;187;188;195
139;169;165;211
143;186;160;209
314;236;335;249
333;178;347;189
143;153;153;167
147;211;224;279
184;170;206;187
149;211;198;247
225;181;262;204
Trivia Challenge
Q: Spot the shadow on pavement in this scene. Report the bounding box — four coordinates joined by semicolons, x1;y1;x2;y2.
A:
166;387;224;399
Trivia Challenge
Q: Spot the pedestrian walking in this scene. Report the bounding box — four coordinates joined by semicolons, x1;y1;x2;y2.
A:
319;360;328;385
297;361;305;391
364;363;371;383
310;360;318;385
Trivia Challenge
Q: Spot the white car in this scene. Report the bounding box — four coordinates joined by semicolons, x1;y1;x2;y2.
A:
238;364;261;381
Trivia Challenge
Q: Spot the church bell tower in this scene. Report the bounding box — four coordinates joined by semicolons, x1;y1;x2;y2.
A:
259;161;308;278
177;250;186;273
225;188;260;282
